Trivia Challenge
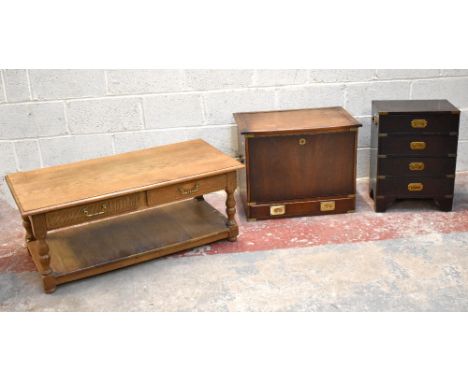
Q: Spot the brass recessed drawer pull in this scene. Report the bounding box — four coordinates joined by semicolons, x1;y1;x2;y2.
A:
82;204;107;217
299;138;306;145
178;182;200;195
409;162;425;171
408;183;424;192
410;141;426;150
270;205;285;216
411;119;428;128
320;201;335;211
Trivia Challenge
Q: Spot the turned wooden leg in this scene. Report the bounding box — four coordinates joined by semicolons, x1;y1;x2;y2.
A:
434;197;453;212
31;215;56;293
22;216;34;249
225;172;239;242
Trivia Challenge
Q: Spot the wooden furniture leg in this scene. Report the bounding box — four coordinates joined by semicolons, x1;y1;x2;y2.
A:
31;215;56;293
225;172;239;242
22;216;34;247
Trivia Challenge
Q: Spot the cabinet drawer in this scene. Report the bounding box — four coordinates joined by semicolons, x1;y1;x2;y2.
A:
379;135;458;156
147;174;226;207
378;157;456;177
247;196;355;219
377;177;455;197
379;113;459;134
46;193;144;229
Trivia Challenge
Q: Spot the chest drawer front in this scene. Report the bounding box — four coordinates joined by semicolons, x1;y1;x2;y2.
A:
379;113;459;134
46;193;144;230
378;157;456;177
377;177;455;197
379;135;458;156
147;174;226;207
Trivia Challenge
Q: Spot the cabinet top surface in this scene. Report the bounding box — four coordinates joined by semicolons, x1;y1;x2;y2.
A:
6;139;243;215
234;107;361;134
373;99;460;113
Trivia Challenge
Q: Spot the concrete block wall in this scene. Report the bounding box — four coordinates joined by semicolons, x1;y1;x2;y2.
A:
1;69;468;205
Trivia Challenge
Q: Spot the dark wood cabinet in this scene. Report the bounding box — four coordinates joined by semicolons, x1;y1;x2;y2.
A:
235;107;361;220
369;100;460;212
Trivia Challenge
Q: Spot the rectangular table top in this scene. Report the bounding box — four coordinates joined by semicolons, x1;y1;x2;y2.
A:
234;107;361;135
6;139;243;215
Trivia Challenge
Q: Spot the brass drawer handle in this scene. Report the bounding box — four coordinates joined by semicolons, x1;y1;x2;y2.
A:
270;205;285;216
299;138;306;145
409;162;425;171
411;119;428;128
178;182;200;195
320;201;335;211
410;141;426;150
408;183;424;192
82;204;107;217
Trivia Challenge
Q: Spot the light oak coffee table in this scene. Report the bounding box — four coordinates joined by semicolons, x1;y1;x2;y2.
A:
6;139;244;293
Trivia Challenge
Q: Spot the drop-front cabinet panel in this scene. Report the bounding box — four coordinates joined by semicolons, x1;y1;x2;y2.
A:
369;100;460;212
235;107;361;220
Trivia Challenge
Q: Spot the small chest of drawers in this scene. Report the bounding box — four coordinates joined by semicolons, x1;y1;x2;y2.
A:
369;100;460;212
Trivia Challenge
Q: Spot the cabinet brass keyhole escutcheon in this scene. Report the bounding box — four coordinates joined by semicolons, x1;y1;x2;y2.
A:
299;138;306;145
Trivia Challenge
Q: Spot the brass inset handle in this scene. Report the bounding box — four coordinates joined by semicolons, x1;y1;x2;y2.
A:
178;182;200;195
409;162;425;171
82;204;107;217
299;138;306;145
411;119;428;128
270;205;285;216
320;201;335;211
410;141;426;150
408;183;424;192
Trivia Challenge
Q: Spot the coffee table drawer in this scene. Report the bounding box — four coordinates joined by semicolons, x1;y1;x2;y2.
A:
46;193;145;229
147;174;226;207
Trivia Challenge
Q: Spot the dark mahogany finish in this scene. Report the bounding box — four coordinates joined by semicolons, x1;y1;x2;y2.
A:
235;107;361;220
369;100;460;212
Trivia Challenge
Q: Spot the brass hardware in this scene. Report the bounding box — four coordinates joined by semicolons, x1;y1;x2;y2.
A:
244;134;254;138
347;194;356;198
82;204;107;217
248;202;257;206
409;162;425;171
270;205;285;216
178;182;200;195
378;154;387;159
411;119;428;128
299;138;306;145
410;141;426;150
408;183;424;192
320;201;335;211
377;175;386;180
379;133;388;138
446;174;455;178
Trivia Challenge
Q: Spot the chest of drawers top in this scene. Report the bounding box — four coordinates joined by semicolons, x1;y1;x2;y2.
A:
6;139;243;216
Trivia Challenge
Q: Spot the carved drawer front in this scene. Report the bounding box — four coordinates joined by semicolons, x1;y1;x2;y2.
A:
379;113;459;134
378;157;456;177
378;135;458;156
377;177;455;197
147;174;226;207
46;193;143;229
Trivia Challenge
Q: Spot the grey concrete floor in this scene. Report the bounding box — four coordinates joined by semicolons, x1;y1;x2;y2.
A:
1;231;467;311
